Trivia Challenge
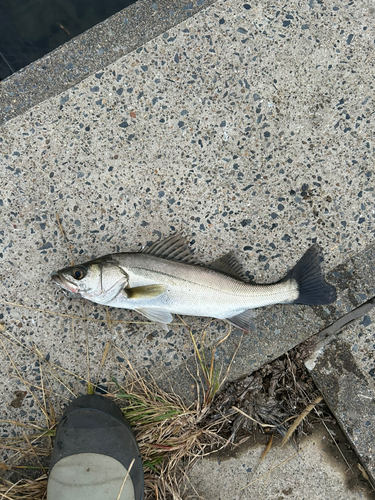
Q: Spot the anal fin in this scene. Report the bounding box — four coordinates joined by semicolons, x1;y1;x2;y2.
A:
226;310;257;332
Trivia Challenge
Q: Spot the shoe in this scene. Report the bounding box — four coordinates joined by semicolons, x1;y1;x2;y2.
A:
47;395;144;500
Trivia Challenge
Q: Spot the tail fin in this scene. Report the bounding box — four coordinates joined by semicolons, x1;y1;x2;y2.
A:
284;245;336;305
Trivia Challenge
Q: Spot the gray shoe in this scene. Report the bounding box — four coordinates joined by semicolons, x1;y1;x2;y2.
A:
47;395;144;500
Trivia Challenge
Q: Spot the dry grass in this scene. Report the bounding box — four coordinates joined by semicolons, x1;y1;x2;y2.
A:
0;322;236;500
111;361;227;499
0;317;333;500
0;475;48;500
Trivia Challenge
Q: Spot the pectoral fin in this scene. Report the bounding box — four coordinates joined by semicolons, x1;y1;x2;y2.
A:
134;307;173;331
125;284;166;299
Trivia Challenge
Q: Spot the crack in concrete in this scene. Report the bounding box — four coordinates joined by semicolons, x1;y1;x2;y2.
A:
305;297;375;370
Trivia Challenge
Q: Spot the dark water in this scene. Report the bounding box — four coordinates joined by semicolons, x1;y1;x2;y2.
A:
0;0;135;80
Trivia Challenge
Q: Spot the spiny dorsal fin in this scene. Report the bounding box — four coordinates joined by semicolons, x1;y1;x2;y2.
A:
209;252;248;281
142;233;199;264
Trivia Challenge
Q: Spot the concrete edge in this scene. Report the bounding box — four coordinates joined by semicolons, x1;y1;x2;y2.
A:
0;0;217;125
309;339;375;489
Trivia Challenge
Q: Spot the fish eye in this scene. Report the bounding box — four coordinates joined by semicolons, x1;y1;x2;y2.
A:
72;267;86;280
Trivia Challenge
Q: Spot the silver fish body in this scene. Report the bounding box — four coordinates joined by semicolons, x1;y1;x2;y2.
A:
107;253;298;315
52;234;336;331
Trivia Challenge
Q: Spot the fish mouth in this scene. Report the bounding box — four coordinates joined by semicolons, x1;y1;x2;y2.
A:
52;273;79;294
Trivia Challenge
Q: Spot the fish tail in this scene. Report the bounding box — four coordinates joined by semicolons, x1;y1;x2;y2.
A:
283;245;336;305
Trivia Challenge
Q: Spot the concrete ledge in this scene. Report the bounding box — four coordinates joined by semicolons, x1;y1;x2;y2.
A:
0;0;216;125
308;309;375;487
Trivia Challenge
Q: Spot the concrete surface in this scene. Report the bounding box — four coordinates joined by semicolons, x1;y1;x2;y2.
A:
1;0;375;496
308;309;375;489
1;0;375;398
186;424;375;499
0;0;218;125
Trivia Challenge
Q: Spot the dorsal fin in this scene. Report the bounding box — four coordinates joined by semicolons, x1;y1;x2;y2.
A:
142;233;199;264
209;252;248;281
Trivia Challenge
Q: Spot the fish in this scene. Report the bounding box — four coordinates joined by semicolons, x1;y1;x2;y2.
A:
52;234;337;331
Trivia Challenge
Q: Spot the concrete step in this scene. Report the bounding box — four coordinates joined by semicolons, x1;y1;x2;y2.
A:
306;303;375;488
